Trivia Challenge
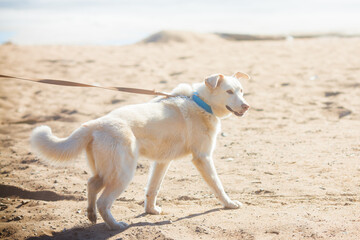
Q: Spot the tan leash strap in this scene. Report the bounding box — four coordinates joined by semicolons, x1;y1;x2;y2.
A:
0;74;173;97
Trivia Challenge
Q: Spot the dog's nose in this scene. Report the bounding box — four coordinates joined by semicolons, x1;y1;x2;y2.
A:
241;104;250;111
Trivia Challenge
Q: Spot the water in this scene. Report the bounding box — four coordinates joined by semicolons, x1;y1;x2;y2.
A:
0;0;359;45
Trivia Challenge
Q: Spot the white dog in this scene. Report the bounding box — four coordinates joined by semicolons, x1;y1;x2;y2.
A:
31;72;250;230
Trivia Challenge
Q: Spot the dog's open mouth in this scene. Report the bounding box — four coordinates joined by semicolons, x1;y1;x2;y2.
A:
226;105;245;117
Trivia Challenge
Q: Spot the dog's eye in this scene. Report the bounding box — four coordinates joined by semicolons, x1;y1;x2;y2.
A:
240;89;243;93
226;90;234;94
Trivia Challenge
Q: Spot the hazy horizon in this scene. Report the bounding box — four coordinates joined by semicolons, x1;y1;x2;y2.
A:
1;0;359;45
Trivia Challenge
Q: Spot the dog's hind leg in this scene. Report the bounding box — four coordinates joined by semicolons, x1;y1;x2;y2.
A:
96;144;138;230
87;175;104;224
145;161;171;215
97;170;135;230
86;144;104;224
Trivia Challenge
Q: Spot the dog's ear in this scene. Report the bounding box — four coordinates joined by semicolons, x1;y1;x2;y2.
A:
233;72;250;80
205;74;224;89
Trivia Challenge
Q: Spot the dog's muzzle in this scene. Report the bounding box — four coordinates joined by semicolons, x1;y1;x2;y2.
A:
226;104;249;117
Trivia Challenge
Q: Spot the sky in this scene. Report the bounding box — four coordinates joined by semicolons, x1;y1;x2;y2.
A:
0;0;359;45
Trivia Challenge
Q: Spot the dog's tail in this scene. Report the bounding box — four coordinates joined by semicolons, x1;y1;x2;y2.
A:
31;124;93;164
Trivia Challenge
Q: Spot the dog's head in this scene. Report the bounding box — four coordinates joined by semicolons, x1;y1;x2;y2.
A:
204;72;250;118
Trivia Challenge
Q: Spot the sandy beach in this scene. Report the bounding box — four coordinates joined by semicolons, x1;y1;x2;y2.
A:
0;31;359;239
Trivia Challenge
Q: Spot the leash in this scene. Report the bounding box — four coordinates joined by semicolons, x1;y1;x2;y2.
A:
0;74;174;97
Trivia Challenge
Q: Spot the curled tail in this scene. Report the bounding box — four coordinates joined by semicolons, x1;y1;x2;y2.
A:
31;125;92;164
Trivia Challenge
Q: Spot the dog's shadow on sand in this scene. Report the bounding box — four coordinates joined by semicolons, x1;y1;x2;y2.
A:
26;208;221;240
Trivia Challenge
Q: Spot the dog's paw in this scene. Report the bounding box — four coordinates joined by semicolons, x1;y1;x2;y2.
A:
224;200;243;209
107;221;129;231
145;206;162;215
87;208;97;224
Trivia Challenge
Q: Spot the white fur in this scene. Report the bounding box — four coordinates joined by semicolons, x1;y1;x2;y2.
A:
31;72;250;230
31;125;92;164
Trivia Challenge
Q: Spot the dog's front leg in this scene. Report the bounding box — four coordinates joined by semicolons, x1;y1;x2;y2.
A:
192;155;242;209
145;161;171;214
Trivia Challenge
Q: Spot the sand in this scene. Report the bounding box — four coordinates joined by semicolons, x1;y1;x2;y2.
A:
0;31;359;239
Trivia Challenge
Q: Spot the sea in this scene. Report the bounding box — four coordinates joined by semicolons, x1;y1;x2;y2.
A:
0;0;359;45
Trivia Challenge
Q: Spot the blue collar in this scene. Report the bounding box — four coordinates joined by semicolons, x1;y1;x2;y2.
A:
192;92;213;114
